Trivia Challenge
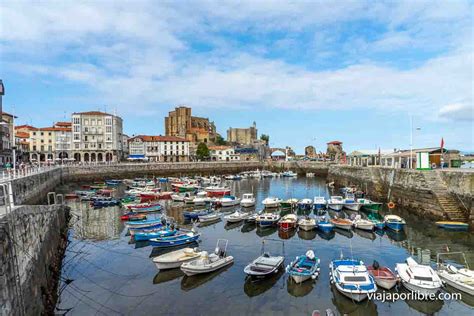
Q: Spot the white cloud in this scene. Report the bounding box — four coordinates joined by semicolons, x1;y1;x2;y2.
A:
438;104;474;122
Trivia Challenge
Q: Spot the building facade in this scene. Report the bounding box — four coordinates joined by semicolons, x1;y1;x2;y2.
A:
209;146;240;161
71;111;123;162
1;112;15;165
165;106;218;144
128;135;189;162
227;122;257;145
326;141;344;161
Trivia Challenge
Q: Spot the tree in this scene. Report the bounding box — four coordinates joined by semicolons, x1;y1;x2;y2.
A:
196;142;210;160
260;134;269;145
215;134;227;146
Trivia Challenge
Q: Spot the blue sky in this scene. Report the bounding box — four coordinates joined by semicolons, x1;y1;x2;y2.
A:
1;1;473;153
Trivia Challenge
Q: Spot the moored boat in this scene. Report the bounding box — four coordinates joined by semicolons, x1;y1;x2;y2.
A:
435;221;469;231
262;197;282;208
205;186;231;197
278;214;298;231
183;209;212;220
153;247;202;270
343;193;362;211
256;213;281;227
396;257;442;296
286;250;320;284
280;198;298;208
240;193;256;207
327;196;344;211
367;261;398;290
127;202;162;212
313;197;327;210
224;210;250;223
357;198;382;212
384;214;406;231
134;228;178;241
330;217;353;231
180;239;234;276
352;215;375;231
149;231;201;248
198;212;220;223
219;195;241;207
298;216;317;231
297;198;313;210
436;252;474;296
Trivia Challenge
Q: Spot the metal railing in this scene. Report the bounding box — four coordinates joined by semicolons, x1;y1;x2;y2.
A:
0;165;64;182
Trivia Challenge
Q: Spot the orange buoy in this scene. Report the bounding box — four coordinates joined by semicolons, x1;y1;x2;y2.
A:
388;202;396;209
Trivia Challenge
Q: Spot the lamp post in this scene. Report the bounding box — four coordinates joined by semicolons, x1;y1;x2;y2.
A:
409;116;422;169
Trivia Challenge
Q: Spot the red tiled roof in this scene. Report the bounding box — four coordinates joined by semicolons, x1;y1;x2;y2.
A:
208;146;232;150
38;127;71;132
327;141;342;145
15;132;30;138
55;121;72;127
15;125;36;130
129;135;189;142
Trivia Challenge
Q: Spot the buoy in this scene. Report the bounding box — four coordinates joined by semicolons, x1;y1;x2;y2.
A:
388;202;396;209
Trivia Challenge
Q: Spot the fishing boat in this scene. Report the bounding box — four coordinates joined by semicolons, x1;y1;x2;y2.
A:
152;247;202;270
327;196;344;211
357;198;382;212
183;209;212;220
127;202;162;213
330;217;353;231
286;250;320;283
262;197;282;208
316;212;334;233
219;195;241;207
180;239;234;276
313;197;327;210
224;210;250;223
244;240;285;279
198;212;220;223
134;229;178;241
124;219;163;229
435;221;469;231
384;214;406;231
343;193;362;211
256;213;281;227
297;199;313;210
298;216;317;231
278;214;298;231
205;186;231;197
367;261;398;290
281;170;297;177
149;231;201;248
437;252;474;296
329;257;377;302
280;198;298;208
396;257;442;296
352;215;375;231
240;193;256;207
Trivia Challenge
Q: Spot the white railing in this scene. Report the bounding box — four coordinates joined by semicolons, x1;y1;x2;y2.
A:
0;165;64;182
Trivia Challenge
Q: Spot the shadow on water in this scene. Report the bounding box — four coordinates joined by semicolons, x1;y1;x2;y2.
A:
354;229;376;241
278;228;297;240
398;287;444;314
385;229;407;242
317;229;336;241
334;228;354;239
241;222;257;233
149;242;200;258
330;284;377;316
198;218;222;228
286;277;315;297
153;269;184;285
297;229;317;240
224;220;244;231
244;268;285;297
256;226;278;238
181;264;233;292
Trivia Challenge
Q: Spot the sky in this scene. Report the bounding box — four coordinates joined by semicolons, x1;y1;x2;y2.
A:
0;0;473;154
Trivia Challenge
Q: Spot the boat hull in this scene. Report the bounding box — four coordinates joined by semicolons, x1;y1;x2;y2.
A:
344;204;361;211
299;223;316;231
241;201;256;208
401;280;440;296
438;271;474;296
435;221;469;231
181;256;234;276
328;204;343;211
313;203;326;210
385;222;405;231
154;255;200;270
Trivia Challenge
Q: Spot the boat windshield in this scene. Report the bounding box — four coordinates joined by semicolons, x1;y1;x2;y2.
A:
414;276;433;281
343;276;367;282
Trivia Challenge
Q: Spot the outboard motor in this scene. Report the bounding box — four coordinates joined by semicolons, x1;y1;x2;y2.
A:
373;260;380;270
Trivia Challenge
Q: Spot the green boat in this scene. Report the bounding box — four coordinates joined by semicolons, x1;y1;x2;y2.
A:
367;213;385;230
357;198;382;212
121;196;138;205
280;198;298;208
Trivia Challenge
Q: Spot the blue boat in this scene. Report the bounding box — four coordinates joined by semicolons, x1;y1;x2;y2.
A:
286;250;320;284
134;229;178;241
183;209;211;220
125;219;164;229
92;199;120;208
316;211;334;233
149;231;201;248
435;221;469;231
105;179;122;186
158;177;169;183
384;215;406;232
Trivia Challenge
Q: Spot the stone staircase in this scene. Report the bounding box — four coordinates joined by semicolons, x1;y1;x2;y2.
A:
423;171;468;222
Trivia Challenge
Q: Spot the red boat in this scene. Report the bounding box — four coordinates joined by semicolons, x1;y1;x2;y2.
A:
158;191;173;200
278;214;298;231
367;262;398;290
205;186;231;197
65;193;79;200
120;213;147;221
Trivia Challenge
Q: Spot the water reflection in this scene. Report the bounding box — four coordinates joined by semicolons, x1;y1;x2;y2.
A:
334;228;354;239
278;228;297;240
244;268;285;297
256;226;278;238
153;269;184;285
241;222;256;233
286;277;315;297
181;264;233;291
297;229;317;240
330;284;377;315
385;229;407;242
317;230;336;241
354;229;376;241
224;220;244;231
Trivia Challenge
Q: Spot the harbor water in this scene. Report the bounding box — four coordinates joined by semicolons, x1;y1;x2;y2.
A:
56;176;473;315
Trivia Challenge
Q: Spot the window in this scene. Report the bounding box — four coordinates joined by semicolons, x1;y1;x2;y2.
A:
74;126;80;132
97;119;102;125
105;118;112;125
84;136;88;141
343;276;367;282
41;140;44;143
73;117;80;124
84;119;89;125
33;145;37;151
40;145;44;151
91;119;96;125
106;126;112;133
84;144;88;149
33;132;36;136
41;132;44;136
48;132;52;136
74;134;80;140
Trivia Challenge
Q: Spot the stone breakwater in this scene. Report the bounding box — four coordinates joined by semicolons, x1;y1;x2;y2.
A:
0;204;70;315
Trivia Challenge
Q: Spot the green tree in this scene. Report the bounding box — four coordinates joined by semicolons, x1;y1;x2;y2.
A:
215;134;227;145
196;142;210;160
260;134;269;144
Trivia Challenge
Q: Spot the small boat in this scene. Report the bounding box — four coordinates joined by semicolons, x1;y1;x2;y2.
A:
120;212;147;221
343;193;361;211
198;212;220;223
127;202;162;212
367;261;398;290
313;197;327;210
245;213;258;223
367;213;385;230
297;199;313;210
352;215;375;231
357;198;382;212
224;175;242;180
92;199;120;208
327;196;344;211
316;212;334;233
152;247;202;270
172;183;197;192
171;194;185;202
384;214;406;231
278;214;298;231
193;191;210;206
396;257;442;296
219;195;241;207
224;210;250;223
244;252;284;279
280;198;298;208
205;186;231;197
435;221;469;231
256;213;281;227
262;197;282;208
183;209;211;220
286;250;320;284
134;229;178;241
437;252;474;296
149;231;201;248
281;171;297;177
329;257;377;302
125;219;163;230
180;239;234;276
330;217;352;231
298;216;317;231
240;193;256;207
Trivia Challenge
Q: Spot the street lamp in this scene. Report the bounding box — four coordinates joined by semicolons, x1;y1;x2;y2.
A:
409;115;421;169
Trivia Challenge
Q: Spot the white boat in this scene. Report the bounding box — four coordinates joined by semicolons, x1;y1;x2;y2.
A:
396;257;442;296
384;214;406;231
171;194;185;202
327;196;344;211
298;216;317;231
244;253;284;278
245;213;258;223
219;195;241;207
329;257;377;302
437;252;474;296
152;247;202;270
313;196;327;210
180;239;234;276
198;212;220;223
240;193;256;207
255;213;281;227
281;171;297;177
262;197;282;208
193;191;209;206
352;215;375;231
343;193;362;211
297;198;313;210
224;210;250;223
286;250;320;283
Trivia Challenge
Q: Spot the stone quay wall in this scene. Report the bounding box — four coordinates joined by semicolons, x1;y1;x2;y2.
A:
439;170;474;225
0;204;70;316
265;161;332;176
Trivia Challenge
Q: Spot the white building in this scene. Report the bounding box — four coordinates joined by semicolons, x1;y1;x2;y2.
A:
128;135;189;162
71;111;123;162
209;146;240;161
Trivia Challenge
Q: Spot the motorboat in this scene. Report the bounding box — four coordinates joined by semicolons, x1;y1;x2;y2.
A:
396;257;442;296
256;213;281;227
278;214;298;231
384;214;406;231
343;193;362;211
298;216;317;231
357;198;382;212
224;210;250;223
313;197;327;210
297;199;313;210
240;193;256;207
120;212;147;221
153;247;202;270
134;228;178;241
171;194;185;202
198;212;220;223
205;186;231;197
329;257;377;302
367;213;385;230
127;202;162;213
244;253;284;279
193;191;210;206
286;250;320;284
262;197;282;208
330;217;353;231
245;213;258;223
352;215;375;231
149;231;201;248
327;196;344;211
219;195;241;207
437;252;474;296
183;209;212;220
180;239;234;276
125;219;163;230
367;261;398;290
316;212;334;233
280;198;298;208
435;221;469;231
281;171;297;177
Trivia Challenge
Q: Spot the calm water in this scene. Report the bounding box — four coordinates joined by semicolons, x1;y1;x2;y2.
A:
56;177;474;315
